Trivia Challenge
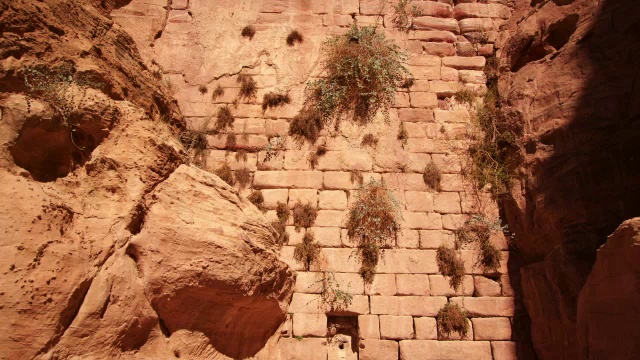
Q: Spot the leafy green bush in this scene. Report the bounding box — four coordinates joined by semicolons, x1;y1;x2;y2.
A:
346;179;401;283
291;25;409;142
437;303;469;338
436;245;465;290
294;231;321;270
423;161;442;191
292;201;317;231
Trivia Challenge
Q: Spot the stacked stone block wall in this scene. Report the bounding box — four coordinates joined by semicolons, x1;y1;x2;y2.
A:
112;1;522;359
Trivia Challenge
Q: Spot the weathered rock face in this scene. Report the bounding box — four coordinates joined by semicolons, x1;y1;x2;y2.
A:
0;0;294;359
495;0;640;358
577;218;640;360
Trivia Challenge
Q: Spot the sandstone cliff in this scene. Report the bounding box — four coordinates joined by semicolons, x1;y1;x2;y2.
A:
0;1;294;359
495;0;640;358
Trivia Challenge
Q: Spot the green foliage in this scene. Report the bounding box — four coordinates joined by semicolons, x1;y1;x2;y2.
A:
294;231;321;270
466;56;521;199
215;106;235;133
436;245;465;290
286;30;304;46
316;272;353;311
237;74;257;99
241;25;255;39
262;92;291;111
247;190;265;212
235;167;251;188
292;201;317;231
214;163;235;186
391;0;423;31
276;201;291;223
397;122;408;146
346;179;401;283
454;215;507;272
423;161;442;191
361;134;379;148
437;303;469;338
291;25;409;142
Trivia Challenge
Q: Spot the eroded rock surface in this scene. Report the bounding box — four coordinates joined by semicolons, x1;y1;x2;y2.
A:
0;1;294;359
577;218;640;360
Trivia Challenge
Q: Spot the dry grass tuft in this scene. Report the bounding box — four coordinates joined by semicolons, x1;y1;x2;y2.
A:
423;161;442;191
292;201;317;231
346;180;401;283
286;30;304;46
289;108;323;143
214;163;235;186
226;133;237;149
361;134;378;148
276;201;291;224
262;92;291;111
436;245;465;290
437;303;469;338
308;143;328;169
398;122;408;146
241;25;256;40
211;84;224;101
237;74;257;100
247;190;265;212
271;220;289;246
293;231;321;270
454;215;506;272
215;106;235;133
235;167;251;188
198;85;208;95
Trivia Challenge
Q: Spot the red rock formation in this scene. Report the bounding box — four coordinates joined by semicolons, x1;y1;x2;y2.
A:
577;217;640;360
496;0;640;358
0;1;294;358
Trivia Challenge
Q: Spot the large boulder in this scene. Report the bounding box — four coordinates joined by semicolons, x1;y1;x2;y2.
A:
577;218;640;360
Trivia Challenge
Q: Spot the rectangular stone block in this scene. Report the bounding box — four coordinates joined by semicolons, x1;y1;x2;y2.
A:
365;273;397;296
360;339;398;360
414;317;437;340
295;272;322;293
358;315;380;339
453;3;511;20
433;192;461;214
474;276;502;297
261;189;289;209
323;171;380;190
260;0;289;13
398;108;435;122
410;92;438;108
405;191;434;212
407;139;450;153
409;30;456;43
430;275;474;296
413;1;453;18
288;189;318;207
411;65;441;80
419;230;455;249
333;272;365;295
290;293;369;314
434;109;471;123
402;212;443;230
380;315;415;340
459;70;487;84
491;341;517;360
429;80;459;97
278;338;327;360
396;274;430;296
399;340;493;360
254;171;323;189
371;296;447;316
458;17;497;34
315;210;347;227
280;246;305;271
442;214;465;230
459;250;509;274
310;227;341;247
472;317;512;341
293;313;327;337
413;16;459;33
442;56;486;70
422;42;456;56
378;249;438;273
319;190;348;210
450;297;515;317
397;229;420;249
310;248;360;273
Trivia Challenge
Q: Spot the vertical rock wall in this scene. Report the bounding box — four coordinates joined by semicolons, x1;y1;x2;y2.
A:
113;1;531;359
